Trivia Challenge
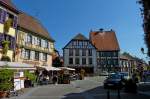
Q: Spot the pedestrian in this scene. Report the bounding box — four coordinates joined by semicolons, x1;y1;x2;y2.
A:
53;75;58;85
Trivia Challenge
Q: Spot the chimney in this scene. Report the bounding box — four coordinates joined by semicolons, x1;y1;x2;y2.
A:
99;28;104;32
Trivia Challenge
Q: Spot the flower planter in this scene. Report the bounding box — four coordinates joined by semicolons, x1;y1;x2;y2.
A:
0;91;8;98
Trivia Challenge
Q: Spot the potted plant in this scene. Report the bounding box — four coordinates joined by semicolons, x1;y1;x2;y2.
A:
0;67;14;98
80;69;85;80
24;70;37;87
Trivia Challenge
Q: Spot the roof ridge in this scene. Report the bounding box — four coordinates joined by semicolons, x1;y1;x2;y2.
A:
72;33;88;40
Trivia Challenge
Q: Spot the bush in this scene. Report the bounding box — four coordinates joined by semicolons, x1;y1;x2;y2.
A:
24;71;36;83
1;56;11;62
0;68;14;91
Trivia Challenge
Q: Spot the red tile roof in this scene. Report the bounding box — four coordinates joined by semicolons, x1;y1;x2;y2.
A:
90;30;120;51
0;0;19;13
18;13;54;42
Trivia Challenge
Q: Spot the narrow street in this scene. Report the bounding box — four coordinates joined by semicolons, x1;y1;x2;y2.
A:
8;76;150;99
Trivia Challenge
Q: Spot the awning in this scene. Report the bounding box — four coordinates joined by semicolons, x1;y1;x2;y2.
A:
0;61;36;70
39;66;61;71
59;67;75;71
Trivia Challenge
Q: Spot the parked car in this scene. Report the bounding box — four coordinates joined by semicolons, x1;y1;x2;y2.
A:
103;73;123;89
100;71;109;76
119;72;131;80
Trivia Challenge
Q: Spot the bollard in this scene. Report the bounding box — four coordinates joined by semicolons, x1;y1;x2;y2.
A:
107;90;110;99
117;89;121;99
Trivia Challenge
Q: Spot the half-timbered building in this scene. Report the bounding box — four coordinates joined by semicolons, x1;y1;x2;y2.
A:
15;13;55;67
63;33;97;74
90;29;120;72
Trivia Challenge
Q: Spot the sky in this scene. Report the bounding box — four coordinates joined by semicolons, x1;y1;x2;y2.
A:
13;0;147;60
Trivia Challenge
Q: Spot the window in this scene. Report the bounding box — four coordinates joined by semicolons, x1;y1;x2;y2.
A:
82;50;86;56
75;58;80;65
0;9;3;23
101;59;106;65
4;13;14;27
43;53;47;61
114;52;118;57
101;52;104;57
27;34;32;44
88;49;92;56
69;58;73;64
75;49;79;56
35;51;39;60
114;59;118;65
25;49;30;60
73;41;76;45
69;49;73;56
43;40;49;48
79;41;82;46
37;38;41;46
89;58;92;65
82;58;86;65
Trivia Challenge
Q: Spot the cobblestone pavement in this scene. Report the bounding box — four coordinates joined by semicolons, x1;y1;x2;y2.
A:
6;76;150;99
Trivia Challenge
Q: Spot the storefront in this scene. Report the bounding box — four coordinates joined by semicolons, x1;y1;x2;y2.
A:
0;61;36;90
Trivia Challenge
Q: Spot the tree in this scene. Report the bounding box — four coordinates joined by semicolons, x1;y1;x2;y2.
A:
52;57;63;67
0;67;14;91
138;0;150;56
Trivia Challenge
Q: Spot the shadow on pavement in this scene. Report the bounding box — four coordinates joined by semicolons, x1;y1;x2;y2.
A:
62;85;150;99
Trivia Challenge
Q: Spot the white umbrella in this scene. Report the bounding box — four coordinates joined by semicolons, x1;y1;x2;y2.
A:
0;61;36;70
39;66;61;71
59;67;75;71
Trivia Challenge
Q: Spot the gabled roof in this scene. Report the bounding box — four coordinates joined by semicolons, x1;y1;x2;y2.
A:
18;13;55;42
0;0;19;13
90;30;120;51
72;33;88;40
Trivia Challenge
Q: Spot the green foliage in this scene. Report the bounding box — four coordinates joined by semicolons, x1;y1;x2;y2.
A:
52;57;63;67
2;40;10;56
0;68;14;91
24;71;36;82
1;56;11;62
4;19;12;33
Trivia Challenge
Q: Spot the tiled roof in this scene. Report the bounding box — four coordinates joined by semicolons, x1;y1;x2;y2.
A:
90;30;120;51
0;0;19;13
72;33;88;40
18;13;55;42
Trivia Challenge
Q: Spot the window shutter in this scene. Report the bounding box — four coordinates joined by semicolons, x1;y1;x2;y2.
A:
0;34;4;48
41;40;43;47
11;37;15;49
13;16;17;28
31;51;35;60
40;53;43;61
22;48;25;59
0;10;7;23
3;11;7;23
30;51;33;60
35;37;37;45
32;36;34;45
0;9;4;23
46;54;48;62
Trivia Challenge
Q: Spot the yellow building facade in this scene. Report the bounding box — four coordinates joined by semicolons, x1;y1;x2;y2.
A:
15;13;55;67
0;1;19;61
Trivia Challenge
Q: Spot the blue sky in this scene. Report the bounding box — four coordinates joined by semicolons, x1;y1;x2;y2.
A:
13;0;147;60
